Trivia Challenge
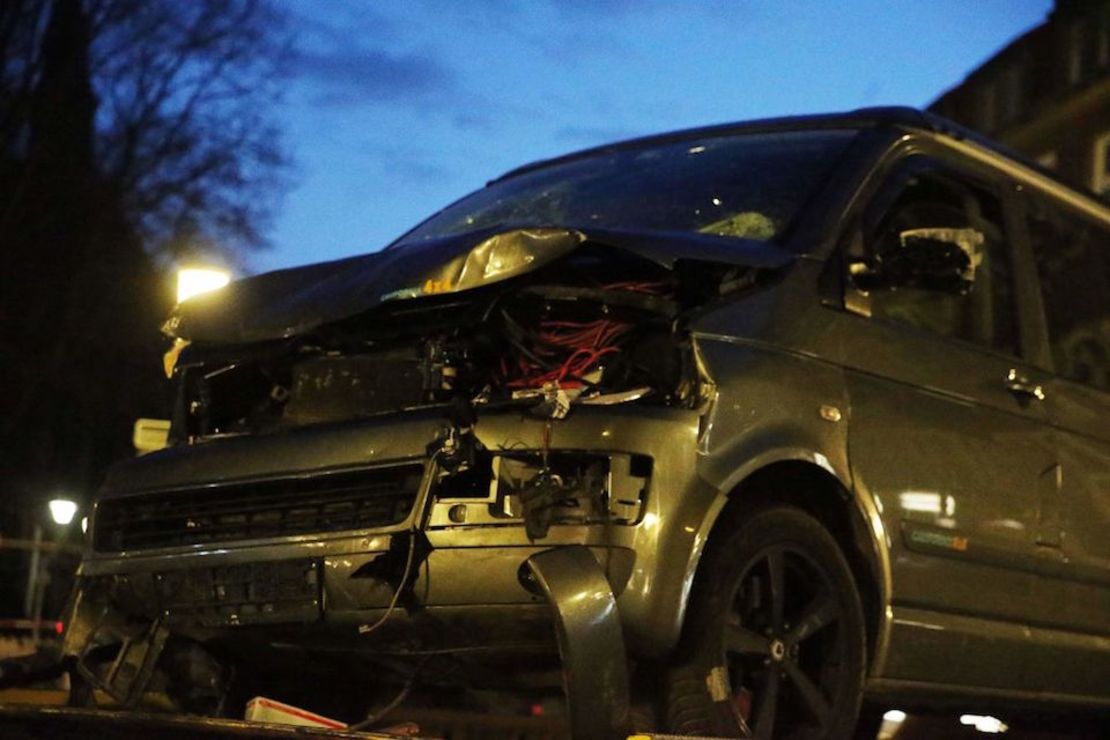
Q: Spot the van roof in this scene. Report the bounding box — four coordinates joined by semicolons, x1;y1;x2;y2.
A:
492;106;1092;205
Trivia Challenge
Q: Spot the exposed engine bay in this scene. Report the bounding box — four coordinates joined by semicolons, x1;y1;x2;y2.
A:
168;235;768;442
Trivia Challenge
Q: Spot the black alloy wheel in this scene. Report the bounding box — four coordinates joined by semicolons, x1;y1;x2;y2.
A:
666;506;867;739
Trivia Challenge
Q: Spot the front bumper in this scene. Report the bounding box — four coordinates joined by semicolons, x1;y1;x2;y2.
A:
73;404;715;658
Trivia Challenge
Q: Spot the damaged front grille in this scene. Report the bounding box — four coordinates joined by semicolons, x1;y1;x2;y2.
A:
156;559;322;626
93;464;425;552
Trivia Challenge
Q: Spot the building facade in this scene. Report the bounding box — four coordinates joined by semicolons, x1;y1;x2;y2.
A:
930;0;1110;196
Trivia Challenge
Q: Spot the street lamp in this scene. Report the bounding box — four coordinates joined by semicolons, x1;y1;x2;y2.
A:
24;497;81;645
48;498;78;526
177;266;230;303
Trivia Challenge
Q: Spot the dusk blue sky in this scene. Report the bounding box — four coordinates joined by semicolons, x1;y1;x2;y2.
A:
259;0;1054;274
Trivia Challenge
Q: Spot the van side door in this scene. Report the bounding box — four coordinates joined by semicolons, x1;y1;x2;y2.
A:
835;153;1056;691
1022;194;1110;698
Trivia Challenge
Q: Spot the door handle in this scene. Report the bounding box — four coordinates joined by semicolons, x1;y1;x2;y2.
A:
1005;368;1045;401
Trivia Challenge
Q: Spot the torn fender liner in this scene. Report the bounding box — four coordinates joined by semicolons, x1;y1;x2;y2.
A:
166;226;794;344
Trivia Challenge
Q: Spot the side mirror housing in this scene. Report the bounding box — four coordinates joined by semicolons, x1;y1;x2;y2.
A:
851;227;984;295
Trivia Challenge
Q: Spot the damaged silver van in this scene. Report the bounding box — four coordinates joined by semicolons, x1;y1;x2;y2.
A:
62;108;1110;738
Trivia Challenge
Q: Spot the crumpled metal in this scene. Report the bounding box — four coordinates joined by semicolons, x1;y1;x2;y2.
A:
166;225;792;344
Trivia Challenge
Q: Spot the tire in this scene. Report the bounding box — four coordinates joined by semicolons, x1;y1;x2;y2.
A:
665;506;868;739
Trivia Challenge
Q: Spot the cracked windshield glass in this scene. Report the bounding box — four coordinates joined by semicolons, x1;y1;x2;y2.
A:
395;129;856;249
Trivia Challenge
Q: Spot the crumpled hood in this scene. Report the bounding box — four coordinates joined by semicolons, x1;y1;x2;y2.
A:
167;226;795;344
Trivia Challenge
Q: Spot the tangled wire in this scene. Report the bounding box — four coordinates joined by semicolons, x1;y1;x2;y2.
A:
500;281;667;389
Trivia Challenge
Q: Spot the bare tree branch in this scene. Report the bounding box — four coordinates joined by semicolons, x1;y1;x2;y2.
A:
0;0;291;529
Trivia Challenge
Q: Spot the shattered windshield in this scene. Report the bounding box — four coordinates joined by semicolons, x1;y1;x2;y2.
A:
394;128;858;249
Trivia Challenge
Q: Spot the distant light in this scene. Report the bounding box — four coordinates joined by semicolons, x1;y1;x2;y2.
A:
177;267;230;303
899;490;955;517
882;709;907;724
48;498;78;526
80;516;88;534
712;197;722;206
960;715;1009;734
54;621;64;635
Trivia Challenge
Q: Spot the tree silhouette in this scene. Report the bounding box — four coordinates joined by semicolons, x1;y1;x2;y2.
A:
2;0;289;259
0;0;289;614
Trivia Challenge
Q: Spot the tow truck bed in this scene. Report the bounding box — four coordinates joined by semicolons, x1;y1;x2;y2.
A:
0;704;407;739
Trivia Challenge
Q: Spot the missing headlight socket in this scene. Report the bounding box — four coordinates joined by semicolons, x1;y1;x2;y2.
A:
431;451;650;536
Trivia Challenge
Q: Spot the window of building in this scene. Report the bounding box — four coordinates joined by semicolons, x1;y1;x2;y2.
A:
1100;21;1110;68
1098;5;1110;68
1068;21;1086;84
977;83;998;132
1027;199;1110;392
1092;132;1110;195
1000;65;1024;124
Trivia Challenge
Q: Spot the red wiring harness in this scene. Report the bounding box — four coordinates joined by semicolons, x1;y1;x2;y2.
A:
502;281;667;389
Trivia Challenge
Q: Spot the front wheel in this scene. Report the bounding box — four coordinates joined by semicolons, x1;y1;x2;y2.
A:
666;506;868;739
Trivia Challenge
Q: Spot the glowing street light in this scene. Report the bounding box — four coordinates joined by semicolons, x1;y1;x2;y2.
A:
177;267;230;303
48;498;78;526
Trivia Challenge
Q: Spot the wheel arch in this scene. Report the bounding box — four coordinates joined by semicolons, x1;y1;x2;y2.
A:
679;458;889;673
